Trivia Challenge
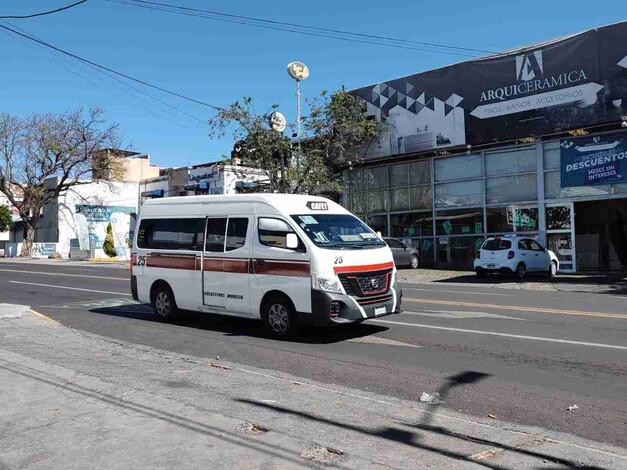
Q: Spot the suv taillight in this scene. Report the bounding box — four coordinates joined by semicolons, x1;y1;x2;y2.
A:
508;251;515;259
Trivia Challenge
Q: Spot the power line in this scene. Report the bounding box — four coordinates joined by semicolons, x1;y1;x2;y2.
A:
0;22;223;111
0;0;89;19
0;23;204;130
108;0;488;57
117;0;495;55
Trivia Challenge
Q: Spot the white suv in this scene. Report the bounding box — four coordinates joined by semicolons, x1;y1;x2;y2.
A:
474;236;559;279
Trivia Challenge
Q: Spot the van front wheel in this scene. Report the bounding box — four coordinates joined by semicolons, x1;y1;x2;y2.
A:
263;295;297;338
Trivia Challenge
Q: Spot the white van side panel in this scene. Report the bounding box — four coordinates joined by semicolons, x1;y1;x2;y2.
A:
250;215;312;316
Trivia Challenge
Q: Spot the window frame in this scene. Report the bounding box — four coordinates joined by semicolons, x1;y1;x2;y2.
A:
257;217;305;252
204;217;228;253
225;217;250;252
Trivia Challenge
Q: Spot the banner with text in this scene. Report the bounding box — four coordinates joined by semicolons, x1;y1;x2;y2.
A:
351;21;627;157
560;132;626;187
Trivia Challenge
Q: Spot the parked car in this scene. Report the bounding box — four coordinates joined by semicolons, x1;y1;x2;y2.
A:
384;238;420;269
474;236;559;279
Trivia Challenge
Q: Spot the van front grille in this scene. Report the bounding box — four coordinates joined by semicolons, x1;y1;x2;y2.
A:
338;269;392;297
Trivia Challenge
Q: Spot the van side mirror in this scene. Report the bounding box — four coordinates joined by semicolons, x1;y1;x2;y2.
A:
286;233;299;250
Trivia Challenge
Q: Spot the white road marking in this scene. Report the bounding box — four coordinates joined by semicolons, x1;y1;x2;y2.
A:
0;268;126;281
372;319;627;350
404;310;527;321
347;335;421;348
9;281;131;296
404;287;512;297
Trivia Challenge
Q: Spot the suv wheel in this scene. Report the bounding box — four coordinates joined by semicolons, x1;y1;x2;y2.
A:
515;263;526;280
547;261;557;278
410;255;419;269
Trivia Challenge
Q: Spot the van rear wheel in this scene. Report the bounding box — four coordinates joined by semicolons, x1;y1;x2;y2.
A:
263;295;297;338
151;283;178;321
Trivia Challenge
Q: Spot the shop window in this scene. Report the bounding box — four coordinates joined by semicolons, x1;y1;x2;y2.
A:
365;166;387;190
435;153;482;182
485;173;537;204
611;183;627;195
435;179;483;207
437;236;485;268
367;190;386;213
402;237;435;267
366;215;388;237
351;191;367;214
390;212;433;237
388;163;409;188
349;169;366;191
487;206;538;232
543;144;560;170
389;187;409;211
409;160;431;184
410;185;432;210
435;208;484;236
546;206;571;230
544;171;610;199
485;147;535;176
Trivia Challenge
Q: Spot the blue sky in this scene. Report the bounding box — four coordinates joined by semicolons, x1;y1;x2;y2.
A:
0;0;623;168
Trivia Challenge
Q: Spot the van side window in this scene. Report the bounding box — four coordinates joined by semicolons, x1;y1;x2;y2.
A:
258;217;298;249
137;218;204;251
226;218;249;252
205;218;227;252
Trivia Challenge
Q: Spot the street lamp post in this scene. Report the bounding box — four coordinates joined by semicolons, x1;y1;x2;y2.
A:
286;61;309;151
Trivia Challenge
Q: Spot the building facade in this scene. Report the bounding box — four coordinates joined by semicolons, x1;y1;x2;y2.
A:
345;21;627;272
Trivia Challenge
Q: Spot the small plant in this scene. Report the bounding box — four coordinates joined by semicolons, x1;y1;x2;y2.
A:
103;222;117;258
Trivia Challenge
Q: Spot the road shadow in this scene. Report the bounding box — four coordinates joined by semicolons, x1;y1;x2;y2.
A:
431;272;627;295
88;303;390;345
237;369;606;470
0;359;310;468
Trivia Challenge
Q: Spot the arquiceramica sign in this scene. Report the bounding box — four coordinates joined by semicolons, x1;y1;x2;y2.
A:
560;131;627;187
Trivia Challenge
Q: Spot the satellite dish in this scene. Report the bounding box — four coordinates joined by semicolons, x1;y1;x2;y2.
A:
287;61;309;81
269;111;287;133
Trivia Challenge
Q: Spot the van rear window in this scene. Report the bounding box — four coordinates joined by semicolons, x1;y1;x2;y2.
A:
137;218;204;251
482;239;512;251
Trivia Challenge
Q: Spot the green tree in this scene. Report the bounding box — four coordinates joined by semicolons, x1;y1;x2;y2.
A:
0;108;122;257
208;88;380;196
103;222;117;258
0;205;11;233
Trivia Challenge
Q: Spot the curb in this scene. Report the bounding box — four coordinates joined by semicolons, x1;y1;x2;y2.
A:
31;309;62;326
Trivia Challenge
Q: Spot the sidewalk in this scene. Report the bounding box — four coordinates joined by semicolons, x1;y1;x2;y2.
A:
398;268;627;295
1;307;626;469
0;257;128;268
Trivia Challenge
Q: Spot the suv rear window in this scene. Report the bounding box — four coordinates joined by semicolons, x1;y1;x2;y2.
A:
482;239;512;250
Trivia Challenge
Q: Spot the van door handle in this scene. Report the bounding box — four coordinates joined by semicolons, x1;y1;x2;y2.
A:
256;259;266;267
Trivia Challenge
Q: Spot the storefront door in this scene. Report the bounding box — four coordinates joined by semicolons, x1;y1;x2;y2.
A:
545;203;575;273
574;200;627;271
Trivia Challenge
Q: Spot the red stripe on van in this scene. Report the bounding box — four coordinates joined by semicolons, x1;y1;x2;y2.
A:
253;259;310;277
333;261;394;274
224;259;249;274
147;254;196;270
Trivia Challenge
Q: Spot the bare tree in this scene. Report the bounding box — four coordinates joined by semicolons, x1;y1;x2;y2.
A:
0;108;122;256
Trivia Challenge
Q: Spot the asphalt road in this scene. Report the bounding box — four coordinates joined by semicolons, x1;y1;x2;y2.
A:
1;260;626;448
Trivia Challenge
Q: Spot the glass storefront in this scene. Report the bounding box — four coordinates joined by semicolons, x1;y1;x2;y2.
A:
345;132;627;272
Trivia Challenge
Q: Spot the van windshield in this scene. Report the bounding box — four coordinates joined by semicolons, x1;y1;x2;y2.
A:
290;214;386;249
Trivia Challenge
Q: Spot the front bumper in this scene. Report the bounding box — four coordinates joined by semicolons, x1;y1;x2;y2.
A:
474;260;515;274
301;282;402;325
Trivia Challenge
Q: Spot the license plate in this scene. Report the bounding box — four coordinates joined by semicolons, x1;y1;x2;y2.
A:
487;264;496;269
374;306;386;316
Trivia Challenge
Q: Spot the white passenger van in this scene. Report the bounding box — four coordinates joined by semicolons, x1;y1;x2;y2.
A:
131;194;402;336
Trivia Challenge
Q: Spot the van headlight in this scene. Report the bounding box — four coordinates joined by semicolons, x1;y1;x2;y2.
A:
311;274;343;294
